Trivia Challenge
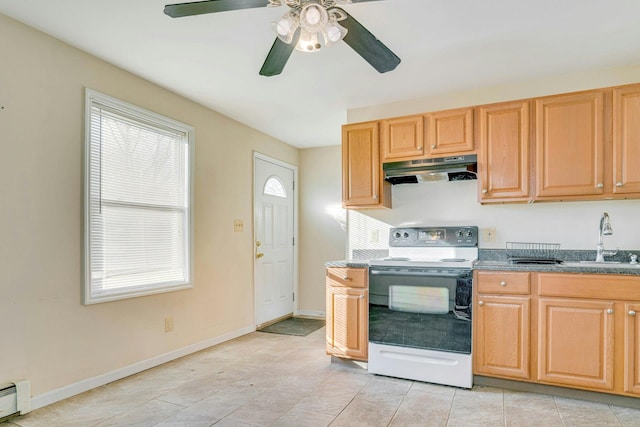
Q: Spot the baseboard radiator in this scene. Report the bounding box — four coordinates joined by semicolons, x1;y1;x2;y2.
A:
0;380;30;423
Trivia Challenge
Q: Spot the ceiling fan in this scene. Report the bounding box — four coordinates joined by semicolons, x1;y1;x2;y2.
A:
164;0;401;76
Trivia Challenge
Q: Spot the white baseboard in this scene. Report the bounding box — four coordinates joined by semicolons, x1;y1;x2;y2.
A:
30;325;255;411
294;309;325;318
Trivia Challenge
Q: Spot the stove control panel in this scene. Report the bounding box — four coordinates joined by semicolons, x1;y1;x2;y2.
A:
389;226;478;247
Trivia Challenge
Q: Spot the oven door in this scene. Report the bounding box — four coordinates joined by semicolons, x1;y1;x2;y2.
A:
368;267;472;354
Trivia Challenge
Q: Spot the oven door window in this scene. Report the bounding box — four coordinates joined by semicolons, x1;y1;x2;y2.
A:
369;269;472;354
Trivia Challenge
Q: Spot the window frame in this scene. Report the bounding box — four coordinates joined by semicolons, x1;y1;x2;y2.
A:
83;88;195;305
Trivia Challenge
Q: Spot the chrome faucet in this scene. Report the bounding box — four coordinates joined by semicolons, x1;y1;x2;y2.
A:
595;212;617;262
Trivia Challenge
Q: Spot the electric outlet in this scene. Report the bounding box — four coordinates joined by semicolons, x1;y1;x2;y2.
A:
234;219;244;232
482;227;496;242
369;229;379;243
164;317;174;333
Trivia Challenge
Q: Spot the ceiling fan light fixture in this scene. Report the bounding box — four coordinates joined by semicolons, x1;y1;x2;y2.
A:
299;2;328;33
322;20;347;45
295;30;322;52
275;11;299;44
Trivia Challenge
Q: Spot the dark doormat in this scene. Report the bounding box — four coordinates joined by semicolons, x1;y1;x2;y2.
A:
258;317;325;337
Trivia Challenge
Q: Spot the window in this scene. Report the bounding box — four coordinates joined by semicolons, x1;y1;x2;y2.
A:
84;89;193;304
263;176;287;198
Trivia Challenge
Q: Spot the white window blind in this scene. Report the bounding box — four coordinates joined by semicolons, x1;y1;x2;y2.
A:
84;89;193;304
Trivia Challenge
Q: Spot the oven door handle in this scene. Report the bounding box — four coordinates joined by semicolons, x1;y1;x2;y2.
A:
369;270;467;278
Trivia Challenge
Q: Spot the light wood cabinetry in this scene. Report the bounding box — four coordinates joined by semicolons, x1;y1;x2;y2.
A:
474;271;531;379
342;122;390;209
381;115;425;161
534;90;605;198
613;85;640;195
326;267;368;361
537;297;615;390
426;107;474;155
478;101;530;202
624;302;640;394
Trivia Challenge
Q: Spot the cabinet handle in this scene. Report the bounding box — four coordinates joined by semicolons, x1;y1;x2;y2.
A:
500;281;507;287
597;183;604;189
482;189;488;194
616;182;623;187
630;310;636;316
431;144;436;149
478;301;484;306
373;195;378;200
342;276;351;281
607;308;614;314
359;295;364;300
417;146;422;150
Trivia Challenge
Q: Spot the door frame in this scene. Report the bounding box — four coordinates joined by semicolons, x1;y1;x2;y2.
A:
253;152;299;328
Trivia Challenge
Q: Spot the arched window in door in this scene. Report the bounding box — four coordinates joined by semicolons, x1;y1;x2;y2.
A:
263;176;287;198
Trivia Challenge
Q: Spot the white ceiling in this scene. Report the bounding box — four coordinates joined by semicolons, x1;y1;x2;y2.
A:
2;0;640;148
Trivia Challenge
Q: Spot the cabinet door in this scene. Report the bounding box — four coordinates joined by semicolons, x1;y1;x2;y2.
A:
613;85;640;195
535;91;605;198
474;295;530;379
538;298;614;390
426;108;474;155
326;285;368;360
478;101;530;202
381;115;425;161
342;122;390;208
624;302;640;395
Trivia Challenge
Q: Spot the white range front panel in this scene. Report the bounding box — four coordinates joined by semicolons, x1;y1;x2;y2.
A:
368;342;472;389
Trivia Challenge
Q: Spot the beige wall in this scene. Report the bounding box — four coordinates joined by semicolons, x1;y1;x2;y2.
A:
298;146;346;316
0;14;298;399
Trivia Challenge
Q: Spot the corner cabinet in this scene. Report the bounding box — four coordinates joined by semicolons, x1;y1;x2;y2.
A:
478;101;531;202
613;84;640;195
342;122;391;209
534;90;605;199
326;267;368;361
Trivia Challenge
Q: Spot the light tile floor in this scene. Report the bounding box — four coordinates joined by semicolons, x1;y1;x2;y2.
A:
4;327;640;426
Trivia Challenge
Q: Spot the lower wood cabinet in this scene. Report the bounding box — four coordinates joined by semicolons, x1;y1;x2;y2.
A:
474;271;531;379
326;267;368;361
474;295;530;379
473;270;640;398
537;297;614;390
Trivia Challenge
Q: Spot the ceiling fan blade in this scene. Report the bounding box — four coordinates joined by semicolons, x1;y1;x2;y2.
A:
164;0;271;18
259;30;300;77
336;8;400;73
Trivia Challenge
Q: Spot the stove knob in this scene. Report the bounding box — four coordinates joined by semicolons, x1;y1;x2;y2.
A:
465;230;473;239
393;231;401;239
403;232;409;238
456;230;464;239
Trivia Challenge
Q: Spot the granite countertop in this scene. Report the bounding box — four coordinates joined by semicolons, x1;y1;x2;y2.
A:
325;260;370;268
326;249;640;276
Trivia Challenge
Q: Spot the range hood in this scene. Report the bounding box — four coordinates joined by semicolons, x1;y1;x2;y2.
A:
384;154;477;184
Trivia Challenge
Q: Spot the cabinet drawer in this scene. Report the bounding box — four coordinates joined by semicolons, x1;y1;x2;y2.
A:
476;271;530;294
537;273;640;300
327;267;367;288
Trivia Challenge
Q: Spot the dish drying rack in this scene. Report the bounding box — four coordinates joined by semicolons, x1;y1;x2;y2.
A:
505;242;561;264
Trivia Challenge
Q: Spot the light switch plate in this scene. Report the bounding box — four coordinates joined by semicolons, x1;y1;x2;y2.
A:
482;227;496;242
234;219;244;232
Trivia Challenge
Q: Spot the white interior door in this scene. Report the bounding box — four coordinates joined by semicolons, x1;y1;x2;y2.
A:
254;155;296;326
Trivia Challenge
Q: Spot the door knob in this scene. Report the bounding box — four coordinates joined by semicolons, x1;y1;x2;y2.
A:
256;252;264;259
256;241;264;259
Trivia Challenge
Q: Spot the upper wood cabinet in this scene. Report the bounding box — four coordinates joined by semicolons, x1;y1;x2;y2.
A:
426;107;474;155
342;122;390;209
534;90;605;198
478;101;530;202
381;115;425;161
613;85;640;195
